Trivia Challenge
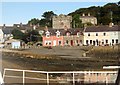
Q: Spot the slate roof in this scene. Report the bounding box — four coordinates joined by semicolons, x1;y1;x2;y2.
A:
13;24;33;30
84;25;120;32
2;26;14;34
43;28;84;36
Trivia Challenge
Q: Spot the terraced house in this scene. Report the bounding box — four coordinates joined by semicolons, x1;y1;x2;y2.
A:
42;28;83;46
83;24;120;46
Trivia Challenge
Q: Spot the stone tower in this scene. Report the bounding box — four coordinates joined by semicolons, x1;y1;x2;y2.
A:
52;14;72;29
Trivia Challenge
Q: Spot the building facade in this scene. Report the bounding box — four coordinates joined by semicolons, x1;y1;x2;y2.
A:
0;28;4;43
80;13;97;25
42;29;83;46
52;14;72;29
83;25;120;46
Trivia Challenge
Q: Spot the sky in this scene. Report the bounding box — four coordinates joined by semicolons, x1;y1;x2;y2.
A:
0;1;119;26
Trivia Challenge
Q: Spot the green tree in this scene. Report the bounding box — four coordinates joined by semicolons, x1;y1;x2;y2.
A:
68;2;120;25
41;11;57;27
42;11;56;20
72;14;83;28
12;28;24;40
28;18;40;25
24;30;41;43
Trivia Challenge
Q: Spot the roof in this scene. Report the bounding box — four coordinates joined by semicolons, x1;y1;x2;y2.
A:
84;25;120;32
13;24;33;30
80;16;96;18
5;39;22;44
43;28;84;36
2;26;14;34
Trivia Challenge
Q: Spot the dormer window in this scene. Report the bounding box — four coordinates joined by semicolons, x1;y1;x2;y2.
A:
56;30;60;38
66;32;70;36
103;33;106;36
77;32;80;37
96;33;98;36
45;31;50;38
88;33;90;36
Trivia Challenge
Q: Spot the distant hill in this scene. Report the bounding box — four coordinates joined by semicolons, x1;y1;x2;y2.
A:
68;2;120;25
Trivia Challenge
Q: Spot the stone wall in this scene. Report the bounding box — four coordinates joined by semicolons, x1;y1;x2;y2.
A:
52;14;72;29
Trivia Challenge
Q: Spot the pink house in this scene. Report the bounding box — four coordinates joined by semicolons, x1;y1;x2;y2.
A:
43;30;64;46
42;29;83;47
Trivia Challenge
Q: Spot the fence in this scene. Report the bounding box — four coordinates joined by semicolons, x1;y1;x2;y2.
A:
3;68;118;85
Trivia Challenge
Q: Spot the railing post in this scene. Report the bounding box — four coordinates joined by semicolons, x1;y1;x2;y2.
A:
3;69;6;82
105;73;108;85
47;73;49;85
23;70;25;85
73;73;75;85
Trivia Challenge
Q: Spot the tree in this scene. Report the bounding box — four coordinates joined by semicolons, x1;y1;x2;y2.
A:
28;18;40;26
72;14;83;28
12;28;24;40
24;30;41;43
41;11;57;27
42;11;56;20
68;2;120;25
39;19;49;27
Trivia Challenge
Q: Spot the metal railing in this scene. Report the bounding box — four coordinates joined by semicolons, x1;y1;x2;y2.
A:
3;68;118;85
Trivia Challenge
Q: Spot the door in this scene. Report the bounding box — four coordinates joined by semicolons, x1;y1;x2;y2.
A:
53;40;56;46
71;40;73;46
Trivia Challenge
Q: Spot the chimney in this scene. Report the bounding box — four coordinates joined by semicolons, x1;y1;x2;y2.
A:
3;24;6;28
88;13;90;16
20;22;22;27
44;26;48;31
82;13;85;16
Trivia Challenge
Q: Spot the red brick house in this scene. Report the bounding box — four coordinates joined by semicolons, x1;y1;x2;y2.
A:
42;28;83;47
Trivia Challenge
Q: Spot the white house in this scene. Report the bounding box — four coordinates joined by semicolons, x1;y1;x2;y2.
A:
0;28;4;43
83;25;120;46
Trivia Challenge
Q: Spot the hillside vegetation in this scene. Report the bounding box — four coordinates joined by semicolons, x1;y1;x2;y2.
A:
68;2;120;25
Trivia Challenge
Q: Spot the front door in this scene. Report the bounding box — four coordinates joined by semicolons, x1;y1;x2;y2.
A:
53;40;56;46
71;40;73;46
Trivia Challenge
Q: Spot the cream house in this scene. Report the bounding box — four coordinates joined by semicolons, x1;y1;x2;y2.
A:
80;13;97;25
83;25;120;46
0;27;4;43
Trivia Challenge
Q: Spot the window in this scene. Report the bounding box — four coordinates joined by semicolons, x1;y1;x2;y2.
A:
46;34;50;38
96;33;98;36
76;40;78;43
116;39;118;44
106;40;108;44
77;32;80;37
86;40;89;45
96;39;98;45
58;41;62;45
66;40;69;44
56;30;60;38
46;31;50;38
80;40;82;43
112;39;114;44
66;32;70;36
90;40;92;44
49;42;51;45
46;42;48;45
57;34;60;38
88;33;90;36
103;33;106;36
